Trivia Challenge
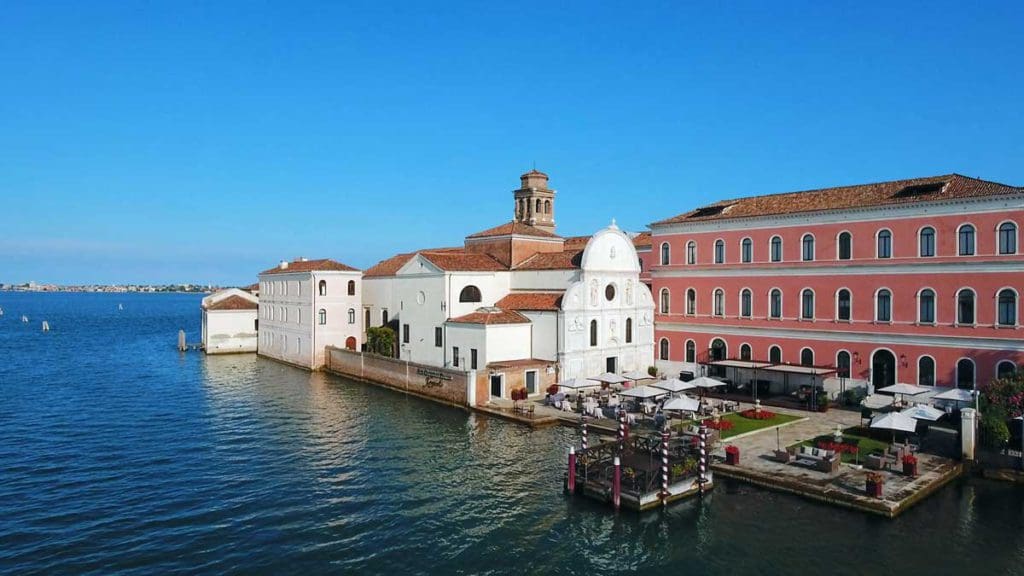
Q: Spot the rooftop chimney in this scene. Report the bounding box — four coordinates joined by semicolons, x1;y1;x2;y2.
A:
279;260;288;270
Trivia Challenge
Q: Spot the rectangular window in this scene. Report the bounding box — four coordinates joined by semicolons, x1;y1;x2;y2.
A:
525;370;537;395
365;308;371;328
382;309;389;325
453;347;459;367
471;349;478;370
402;323;410;344
434;327;442;347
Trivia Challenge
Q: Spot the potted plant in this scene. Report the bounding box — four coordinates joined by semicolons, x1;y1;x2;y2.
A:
725;444;740;465
865;471;884;498
902;454;919;477
546;384;559;396
817;391;829;412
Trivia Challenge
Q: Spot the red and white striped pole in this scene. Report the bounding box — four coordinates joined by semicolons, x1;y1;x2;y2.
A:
698;424;708;496
612;455;621;511
567;446;576;495
661;429;670;506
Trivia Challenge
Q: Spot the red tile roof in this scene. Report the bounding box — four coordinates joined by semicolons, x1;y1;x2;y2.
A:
363;248;466;278
466;220;562;239
653;174;1022;225
260;258;359;275
495;292;564;311
632;231;652;248
562;235;591;249
243;283;259;292
203;295;258;311
420;252;506;272
447;308;531;325
514;249;583;270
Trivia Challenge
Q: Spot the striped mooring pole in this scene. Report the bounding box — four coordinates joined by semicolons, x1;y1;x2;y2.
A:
660;429;670;506
567;446;576;495
698;424;708;496
612;456;621;511
617;409;626;449
581;416;588;451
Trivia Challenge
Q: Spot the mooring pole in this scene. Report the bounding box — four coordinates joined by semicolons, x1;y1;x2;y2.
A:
177;329;186;352
617;409;625;451
612;456;621;511
661;429;670;506
567;446;576;495
581;416;588;451
698;423;708;496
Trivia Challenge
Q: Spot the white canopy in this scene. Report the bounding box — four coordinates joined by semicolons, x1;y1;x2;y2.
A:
870;412;918;433
651;378;697;394
932;388;976;403
690;376;727;389
556;378;598;390
589;372;629;385
621;370;652;381
862;394;895;409
663;395;700;412
877;383;929;396
619;385;669;399
901;404;945;421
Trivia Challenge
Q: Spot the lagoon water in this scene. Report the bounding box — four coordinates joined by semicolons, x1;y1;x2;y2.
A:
1;292;1023;575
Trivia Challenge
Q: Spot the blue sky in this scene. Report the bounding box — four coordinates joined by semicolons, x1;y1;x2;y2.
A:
2;1;1022;285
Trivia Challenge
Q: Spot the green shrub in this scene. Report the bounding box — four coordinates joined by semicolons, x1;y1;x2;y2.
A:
366;326;396;357
981;412;1010;449
647;365;658;377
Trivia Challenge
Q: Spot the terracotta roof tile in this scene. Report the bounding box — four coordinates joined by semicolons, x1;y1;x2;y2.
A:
204;295;258;311
420;251;506;272
632;231;652;248
653;174;1023;225
562;235;591;249
447;308;531;325
514;249;583;270
260;258;359;275
466;220;562;239
494;292;564;311
364;247;467;278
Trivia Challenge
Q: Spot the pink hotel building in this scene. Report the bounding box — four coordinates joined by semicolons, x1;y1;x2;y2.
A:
644;174;1024;395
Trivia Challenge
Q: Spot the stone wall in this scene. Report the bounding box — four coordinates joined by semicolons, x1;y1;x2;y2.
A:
325;346;473;407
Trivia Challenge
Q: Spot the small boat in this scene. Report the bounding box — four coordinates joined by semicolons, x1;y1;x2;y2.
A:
41;321;50;332
0;306;4;316
21;315;29;323
118;303;124;311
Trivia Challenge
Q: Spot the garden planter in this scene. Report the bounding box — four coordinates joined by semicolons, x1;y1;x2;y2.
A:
903;461;918;476
725;446;740;465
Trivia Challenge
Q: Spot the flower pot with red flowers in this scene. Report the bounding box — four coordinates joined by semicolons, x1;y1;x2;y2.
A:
865;472;884;498
902;454;918;477
725;445;740;465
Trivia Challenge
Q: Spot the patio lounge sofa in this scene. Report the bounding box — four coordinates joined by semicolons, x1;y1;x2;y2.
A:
680;424;720;445
787;445;841;473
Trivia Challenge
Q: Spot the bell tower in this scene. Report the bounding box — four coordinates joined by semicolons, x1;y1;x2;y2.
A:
513;169;556;234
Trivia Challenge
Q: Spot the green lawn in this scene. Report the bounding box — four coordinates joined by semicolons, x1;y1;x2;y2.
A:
791;427;891;464
718;411;802;439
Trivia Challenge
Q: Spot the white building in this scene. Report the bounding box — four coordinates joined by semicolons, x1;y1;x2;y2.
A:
201;288;259;354
257;258;363;370
362;170;655;401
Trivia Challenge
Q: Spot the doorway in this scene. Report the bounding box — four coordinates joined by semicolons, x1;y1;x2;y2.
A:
525;370;537;395
872;350;896;390
490;374;504;398
606;357;617;373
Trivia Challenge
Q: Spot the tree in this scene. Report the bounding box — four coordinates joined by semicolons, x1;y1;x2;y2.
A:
366;326;396;357
979;373;1024;448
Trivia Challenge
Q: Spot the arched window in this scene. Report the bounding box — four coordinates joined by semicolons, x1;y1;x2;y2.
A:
625;318;633;343
605;284;616;301
740;344;752;361
348;308;356;324
659;338;669;360
659;288;670;314
544;200;551;214
801;234;815;261
998;289;1017;326
801;289;814;320
769;345;782;364
837;289;851;321
660;242;670;265
714;239;725;264
800;348;814;367
685;340;695;363
999;222;1018;254
956;358;975;389
713;289;724;316
919;289;935;323
589;320;598;347
535;198;542;214
838;232;852;260
318;309;327;325
877;229;892;259
919;227;935;257
318;280;327;296
686;241;697;265
741;237;752;263
957;289;975;324
876;289;892;322
919;356;935;387
686;288;696;315
740;289;752;318
958;224;975;256
769;288;782;319
770;236;782;262
837;351;851;378
348;280;356;296
710;338;727;361
997;361;1017;379
459;285;482;303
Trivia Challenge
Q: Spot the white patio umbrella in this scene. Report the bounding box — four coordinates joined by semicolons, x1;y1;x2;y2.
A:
651;378;697;394
691;376;727;389
619;385;669;400
901;404;945;421
556;378;598;391
870;411;919;443
877;383;929;406
663;395;700;412
621;370;652;382
589;372;629;385
932;387;976;411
